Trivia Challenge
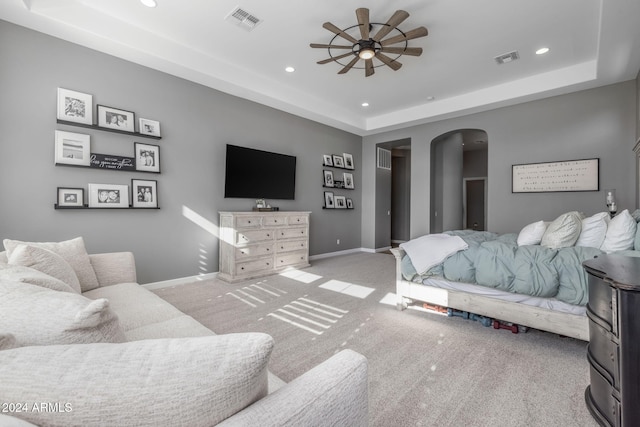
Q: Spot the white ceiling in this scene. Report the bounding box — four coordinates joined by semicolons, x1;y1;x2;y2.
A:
2;0;639;136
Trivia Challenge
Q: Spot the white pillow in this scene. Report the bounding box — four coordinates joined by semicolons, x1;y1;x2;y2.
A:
517;220;548;246
0;264;77;293
7;244;81;293
0;281;126;346
600;209;637;253
575;212;609;249
541;211;584;249
3;237;99;291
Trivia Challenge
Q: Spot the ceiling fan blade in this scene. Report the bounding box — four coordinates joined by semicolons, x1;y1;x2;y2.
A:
365;58;374;77
375;52;402;71
380;46;423;56
310;43;353;49
323;22;359;44
317;52;354;65
356;8;370;40
381;26;429;46
372;10;410;41
338;56;361;74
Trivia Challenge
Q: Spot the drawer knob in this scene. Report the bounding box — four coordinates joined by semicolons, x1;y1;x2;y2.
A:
241;267;245;270
267;248;270;251
248;220;251;223
266;262;270;266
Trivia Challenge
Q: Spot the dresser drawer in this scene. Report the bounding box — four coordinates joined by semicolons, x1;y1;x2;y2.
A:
236;257;274;275
237;229;275;245
277;227;308;239
587;275;615;333
277;239;308;253
235;243;274;259
587;316;619;389
287;214;308;225
263;216;287;226
235;216;262;228
276;251;308;268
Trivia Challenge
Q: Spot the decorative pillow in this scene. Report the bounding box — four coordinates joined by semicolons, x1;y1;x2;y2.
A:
575;212;609;249
541;211;584;249
3;237;99;292
7;244;81;293
0;334;273;426
0;333;19;351
600;209;637;253
517;220;548;246
0;264;77;293
0;281;126;346
631;209;640;223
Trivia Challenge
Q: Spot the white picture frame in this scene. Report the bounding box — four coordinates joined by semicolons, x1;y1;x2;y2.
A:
88;183;129;208
334;195;347;209
343;153;354;169
343;172;354;189
139;118;161;137
97;105;135;132
132;179;158;208
54;130;90;166
134;142;161;173
324;191;335;208
57;88;93;125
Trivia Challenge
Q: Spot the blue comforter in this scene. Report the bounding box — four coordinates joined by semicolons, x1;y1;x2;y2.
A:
401;230;606;306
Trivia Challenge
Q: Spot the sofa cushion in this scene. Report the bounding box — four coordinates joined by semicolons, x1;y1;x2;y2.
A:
0;281;125;346
600;209;637;253
0;264;77;293
3;237;99;291
0;334;273;426
541;211;583;249
7;244;81;293
124;315;215;341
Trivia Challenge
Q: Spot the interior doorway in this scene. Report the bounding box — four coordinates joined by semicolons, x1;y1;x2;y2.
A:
463;177;487;230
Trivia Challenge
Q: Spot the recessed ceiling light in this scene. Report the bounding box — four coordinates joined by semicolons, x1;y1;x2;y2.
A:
285;66;295;73
361;102;369;107
140;0;157;7
536;47;550;55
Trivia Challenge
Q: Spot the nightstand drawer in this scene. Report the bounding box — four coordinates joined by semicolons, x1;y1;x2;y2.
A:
587;275;615;333
278;227;308;239
237;229;275;245
587;314;619;388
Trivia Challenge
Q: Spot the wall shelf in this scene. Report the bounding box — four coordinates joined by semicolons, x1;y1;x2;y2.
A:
57;119;161;140
54;204;159;210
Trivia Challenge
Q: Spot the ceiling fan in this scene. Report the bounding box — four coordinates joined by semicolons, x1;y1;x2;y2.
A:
310;8;428;77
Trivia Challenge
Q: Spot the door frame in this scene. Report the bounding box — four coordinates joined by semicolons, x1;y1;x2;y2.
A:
462;177;487;230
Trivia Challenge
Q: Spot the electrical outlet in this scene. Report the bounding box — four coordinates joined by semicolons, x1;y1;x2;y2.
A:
337;239;340;245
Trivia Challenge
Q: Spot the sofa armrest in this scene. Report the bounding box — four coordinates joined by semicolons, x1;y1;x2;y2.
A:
219;349;368;427
89;252;137;286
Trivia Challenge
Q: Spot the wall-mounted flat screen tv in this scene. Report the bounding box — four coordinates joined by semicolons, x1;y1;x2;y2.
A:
224;144;296;200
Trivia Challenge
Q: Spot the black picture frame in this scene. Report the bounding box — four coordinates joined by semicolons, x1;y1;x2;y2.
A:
512;158;599;193
134;142;161;173
97;105;135;132
57;187;84;207
132;179;158;208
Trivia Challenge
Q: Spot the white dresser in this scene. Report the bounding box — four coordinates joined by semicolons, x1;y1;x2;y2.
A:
218;211;311;282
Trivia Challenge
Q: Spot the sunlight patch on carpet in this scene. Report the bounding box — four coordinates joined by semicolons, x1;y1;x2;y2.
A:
279;269;322;284
319;280;375;299
266;296;348;335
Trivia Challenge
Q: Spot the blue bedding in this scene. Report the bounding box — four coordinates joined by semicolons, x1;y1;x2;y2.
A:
401;230;607;306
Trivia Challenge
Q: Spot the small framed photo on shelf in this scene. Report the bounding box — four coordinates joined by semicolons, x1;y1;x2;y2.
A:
323;154;334;166
132;179;158;208
88;183;129;208
57;187;84;207
324;191;335;209
57;88;93;125
97;105;135;132
54;130;91;166
139;118;161;137
343;172;354;189
134;142;161;173
343;153;354;169
334;195;347;209
333;155;345;168
323;170;334;187
346;198;354;209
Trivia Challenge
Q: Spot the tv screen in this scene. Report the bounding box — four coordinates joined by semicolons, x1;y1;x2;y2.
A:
224;144;296;200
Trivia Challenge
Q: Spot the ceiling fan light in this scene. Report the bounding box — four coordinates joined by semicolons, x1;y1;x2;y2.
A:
358;48;375;60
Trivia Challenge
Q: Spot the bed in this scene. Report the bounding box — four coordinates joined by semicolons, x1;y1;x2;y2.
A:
390;210;640;341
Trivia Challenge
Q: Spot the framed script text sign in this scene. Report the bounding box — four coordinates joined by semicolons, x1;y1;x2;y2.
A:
512;158;599;193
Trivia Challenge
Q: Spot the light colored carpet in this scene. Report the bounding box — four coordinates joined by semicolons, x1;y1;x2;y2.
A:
153;252;597;427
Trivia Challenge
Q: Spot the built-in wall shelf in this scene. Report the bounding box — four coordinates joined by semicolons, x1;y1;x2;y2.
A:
57;119;161;140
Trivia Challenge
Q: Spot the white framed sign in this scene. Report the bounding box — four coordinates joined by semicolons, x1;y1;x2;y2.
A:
512;158;599;193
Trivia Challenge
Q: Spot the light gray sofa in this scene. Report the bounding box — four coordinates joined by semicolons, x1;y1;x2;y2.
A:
0;239;368;427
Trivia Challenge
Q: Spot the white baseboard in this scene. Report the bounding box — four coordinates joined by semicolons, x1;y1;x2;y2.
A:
142;272;218;290
309;248;363;260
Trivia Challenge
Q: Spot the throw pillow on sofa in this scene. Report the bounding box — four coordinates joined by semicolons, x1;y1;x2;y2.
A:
3;237;99;291
0;334;274;427
541;211;583;249
0;281;126;346
0;264;77;293
7;244;81;293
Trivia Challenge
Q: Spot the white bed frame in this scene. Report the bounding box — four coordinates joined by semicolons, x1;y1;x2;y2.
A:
390;248;590;341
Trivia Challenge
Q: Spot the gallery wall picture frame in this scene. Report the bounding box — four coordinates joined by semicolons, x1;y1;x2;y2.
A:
88;183;129;208
323;154;334;166
323;170;334;187
332;155;345;168
54;130;91;166
97;105;135;132
334;195;347;209
324;191;335;208
343;172;354;189
57;187;84;207
346;198;354;209
343;153;354;169
134;142;161;173
139;118;161;137
57;88;93;125
132;179;158;208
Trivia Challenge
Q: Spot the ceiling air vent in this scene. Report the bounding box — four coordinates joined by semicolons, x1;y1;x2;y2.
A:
225;6;262;31
377;147;392;170
494;50;520;65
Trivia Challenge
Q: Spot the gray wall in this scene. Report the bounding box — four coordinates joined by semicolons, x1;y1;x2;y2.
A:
363;80;636;243
0;21;362;283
